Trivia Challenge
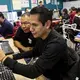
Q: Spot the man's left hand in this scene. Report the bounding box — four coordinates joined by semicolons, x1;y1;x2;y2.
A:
0;49;6;61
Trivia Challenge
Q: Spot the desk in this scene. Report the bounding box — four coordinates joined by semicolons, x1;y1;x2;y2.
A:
14;59;35;80
6;38;46;80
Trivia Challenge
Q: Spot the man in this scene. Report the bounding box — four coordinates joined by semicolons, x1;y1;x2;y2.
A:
23;8;30;16
0;12;13;37
13;14;36;52
38;1;44;7
73;8;80;29
0;7;78;80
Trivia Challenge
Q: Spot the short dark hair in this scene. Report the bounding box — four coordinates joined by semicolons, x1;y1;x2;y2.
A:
30;7;53;26
39;1;42;3
0;12;4;19
71;7;76;11
63;8;68;14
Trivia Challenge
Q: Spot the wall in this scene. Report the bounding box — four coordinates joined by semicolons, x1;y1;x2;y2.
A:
44;0;63;10
63;1;80;10
0;0;63;12
0;0;13;12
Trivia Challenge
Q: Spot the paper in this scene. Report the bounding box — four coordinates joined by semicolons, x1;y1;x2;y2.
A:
0;5;8;12
31;0;37;4
38;0;44;4
21;0;29;7
12;0;21;10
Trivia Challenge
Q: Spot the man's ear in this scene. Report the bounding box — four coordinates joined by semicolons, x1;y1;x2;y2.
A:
45;20;51;29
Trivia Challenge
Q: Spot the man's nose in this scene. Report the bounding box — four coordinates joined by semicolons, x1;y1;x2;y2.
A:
30;26;34;32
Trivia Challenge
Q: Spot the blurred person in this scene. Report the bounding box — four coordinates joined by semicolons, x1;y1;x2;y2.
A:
61;8;70;23
0;12;13;37
73;8;80;29
0;7;78;80
69;7;77;24
23;8;30;16
68;8;80;43
38;1;44;7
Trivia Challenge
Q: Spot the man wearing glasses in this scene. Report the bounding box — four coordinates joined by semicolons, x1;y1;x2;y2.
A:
13;14;36;52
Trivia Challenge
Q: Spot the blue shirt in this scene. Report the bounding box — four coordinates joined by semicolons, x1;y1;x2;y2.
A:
0;19;13;37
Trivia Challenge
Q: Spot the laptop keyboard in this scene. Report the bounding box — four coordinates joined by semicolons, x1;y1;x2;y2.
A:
0;62;15;80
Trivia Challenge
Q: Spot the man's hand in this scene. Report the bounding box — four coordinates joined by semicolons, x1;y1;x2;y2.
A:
7;55;13;59
0;49;6;61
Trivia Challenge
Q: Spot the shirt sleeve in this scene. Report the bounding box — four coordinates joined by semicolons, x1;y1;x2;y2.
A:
13;50;33;60
3;42;66;79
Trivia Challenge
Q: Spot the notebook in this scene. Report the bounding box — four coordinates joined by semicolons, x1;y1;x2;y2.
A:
0;41;14;55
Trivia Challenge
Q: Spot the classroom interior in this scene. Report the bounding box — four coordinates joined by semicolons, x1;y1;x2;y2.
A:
0;0;80;80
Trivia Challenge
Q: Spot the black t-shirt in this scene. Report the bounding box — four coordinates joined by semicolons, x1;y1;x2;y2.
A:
13;27;36;47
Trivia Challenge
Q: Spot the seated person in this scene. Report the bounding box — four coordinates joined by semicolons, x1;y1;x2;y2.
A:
0;12;13;38
13;21;21;37
23;8;30;16
73;8;80;29
13;14;36;52
0;7;78;80
38;1;45;7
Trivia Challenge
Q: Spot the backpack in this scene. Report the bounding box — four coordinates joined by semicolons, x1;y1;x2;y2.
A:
0;62;15;80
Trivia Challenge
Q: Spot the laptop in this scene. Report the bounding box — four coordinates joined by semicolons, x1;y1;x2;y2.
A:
0;41;14;55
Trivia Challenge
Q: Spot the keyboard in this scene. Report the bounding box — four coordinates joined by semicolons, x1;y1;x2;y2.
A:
0;62;15;80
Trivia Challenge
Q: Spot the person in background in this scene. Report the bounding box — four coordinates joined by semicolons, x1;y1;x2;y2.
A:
0;7;78;80
23;8;30;16
13;21;21;37
61;8;70;23
13;13;36;52
38;1;44;7
68;8;80;43
73;8;80;29
0;12;13;38
69;7;77;24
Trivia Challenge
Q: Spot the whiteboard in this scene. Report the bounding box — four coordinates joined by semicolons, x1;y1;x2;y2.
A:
21;0;30;7
63;1;80;10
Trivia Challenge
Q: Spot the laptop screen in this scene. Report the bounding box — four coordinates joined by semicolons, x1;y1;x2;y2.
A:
0;41;14;55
